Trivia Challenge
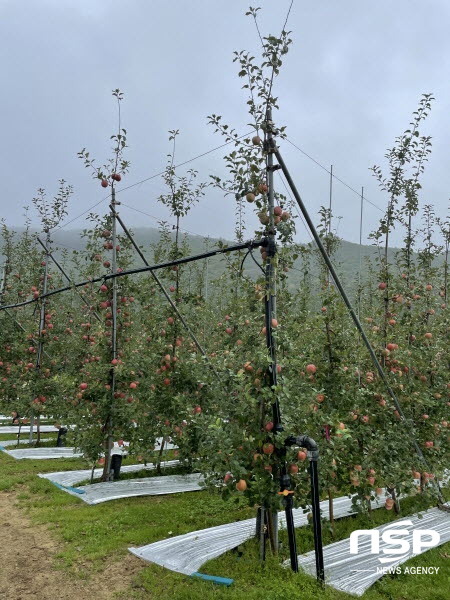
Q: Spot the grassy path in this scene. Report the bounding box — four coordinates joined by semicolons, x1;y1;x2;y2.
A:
0;452;448;599
0;487;141;599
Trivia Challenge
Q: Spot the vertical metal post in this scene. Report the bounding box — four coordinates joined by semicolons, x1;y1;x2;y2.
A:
328;165;333;233
264;108;280;430
280;469;299;572
262;108;281;555
286;435;323;580
28;414;34;444
357;187;364;387
0;266;6;302
272;143;446;505
257;506;266;562
310;458;325;582
104;187;118;480
32;229;50;445
36;231;50;369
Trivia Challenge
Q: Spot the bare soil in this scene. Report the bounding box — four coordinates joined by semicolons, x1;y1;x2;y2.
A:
0;490;143;599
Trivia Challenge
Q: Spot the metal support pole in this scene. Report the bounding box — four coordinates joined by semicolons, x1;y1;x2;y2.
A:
36;231;50;372
32;230;50;445
0;240;266;312
328;165;333;230
256;506;267;562
0;262;25;443
310;459;324;582
272;141;446;505
36;237;102;323
110;207;222;384
357;187;364;387
264;109;281;431
104;187;118;481
262;108;281;556
279;467;298;572
285;434;324;581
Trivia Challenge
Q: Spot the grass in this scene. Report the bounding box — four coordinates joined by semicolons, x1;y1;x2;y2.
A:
0;451;448;599
0;431;59;441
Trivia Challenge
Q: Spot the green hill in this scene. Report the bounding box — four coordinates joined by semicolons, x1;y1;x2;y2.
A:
2;226;444;296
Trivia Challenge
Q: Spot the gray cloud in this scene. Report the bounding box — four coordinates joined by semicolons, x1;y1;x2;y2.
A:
1;0;448;247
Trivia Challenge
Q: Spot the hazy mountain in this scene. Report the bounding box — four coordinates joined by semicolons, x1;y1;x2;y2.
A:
2;226;444;296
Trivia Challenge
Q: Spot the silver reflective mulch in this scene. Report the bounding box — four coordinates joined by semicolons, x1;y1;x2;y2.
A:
0;435;176;460
0;438;52;448
1;447;83;460
290;504;450;596
39;460;180;487
129;493;383;576
0;425;59;434
62;473;205;504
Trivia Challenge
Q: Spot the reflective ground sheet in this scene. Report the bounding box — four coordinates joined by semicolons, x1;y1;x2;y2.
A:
0;447;83;459
53;473;205;504
0;438;52;447
0;425;59;434
39;460;180;487
288;504;450;596
129;494;383;576
108;439;177;455
0;437;175;460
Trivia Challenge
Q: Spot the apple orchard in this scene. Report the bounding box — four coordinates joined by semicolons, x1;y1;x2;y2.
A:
0;13;449;534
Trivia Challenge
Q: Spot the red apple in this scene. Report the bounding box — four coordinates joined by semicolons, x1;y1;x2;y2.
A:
263;443;274;455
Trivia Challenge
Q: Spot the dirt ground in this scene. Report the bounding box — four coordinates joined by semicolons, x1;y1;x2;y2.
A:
0;490;143;599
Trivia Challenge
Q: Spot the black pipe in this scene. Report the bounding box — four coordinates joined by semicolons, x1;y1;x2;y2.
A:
56;426;67;447
0;238;266;312
110;454;123;480
279;469;299;572
285;434;324;583
310;460;325;582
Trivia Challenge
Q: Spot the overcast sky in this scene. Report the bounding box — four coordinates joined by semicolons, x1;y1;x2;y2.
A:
1;0;449;248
